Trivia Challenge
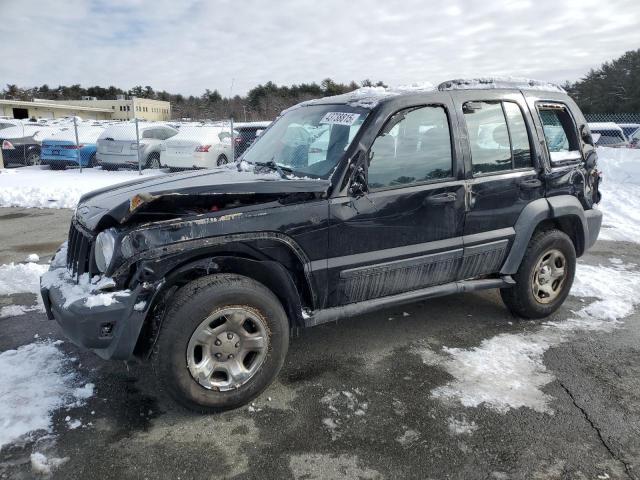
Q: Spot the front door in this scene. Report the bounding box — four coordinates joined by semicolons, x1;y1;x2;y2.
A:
453;92;544;279
326;102;466;307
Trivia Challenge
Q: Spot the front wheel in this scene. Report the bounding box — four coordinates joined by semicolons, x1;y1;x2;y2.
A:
216;154;228;167
153;274;289;412
500;229;576;319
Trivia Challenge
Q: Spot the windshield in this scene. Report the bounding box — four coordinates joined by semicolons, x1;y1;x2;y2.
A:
241;104;369;178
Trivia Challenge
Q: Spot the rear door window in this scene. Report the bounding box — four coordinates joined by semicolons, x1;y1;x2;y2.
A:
463;101;532;175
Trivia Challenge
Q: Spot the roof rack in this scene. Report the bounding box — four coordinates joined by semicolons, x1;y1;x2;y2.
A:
437;77;566;93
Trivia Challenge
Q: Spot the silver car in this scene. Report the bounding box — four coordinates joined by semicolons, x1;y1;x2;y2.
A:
96;123;178;170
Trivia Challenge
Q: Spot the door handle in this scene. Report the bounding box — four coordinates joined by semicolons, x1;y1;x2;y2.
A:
425;192;457;205
518;178;542;189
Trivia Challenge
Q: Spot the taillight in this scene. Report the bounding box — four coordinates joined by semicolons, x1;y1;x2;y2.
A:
195;145;211;152
2;140;14;150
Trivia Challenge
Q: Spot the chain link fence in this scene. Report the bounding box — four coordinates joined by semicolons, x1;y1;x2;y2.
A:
0;114;273;173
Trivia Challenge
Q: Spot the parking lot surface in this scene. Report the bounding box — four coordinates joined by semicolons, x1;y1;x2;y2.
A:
1;209;640;479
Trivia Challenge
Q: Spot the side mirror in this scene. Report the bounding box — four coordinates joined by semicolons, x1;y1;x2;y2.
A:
349;166;367;197
581;125;595;146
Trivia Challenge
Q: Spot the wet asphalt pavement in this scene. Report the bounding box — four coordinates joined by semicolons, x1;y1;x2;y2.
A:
1;207;640;479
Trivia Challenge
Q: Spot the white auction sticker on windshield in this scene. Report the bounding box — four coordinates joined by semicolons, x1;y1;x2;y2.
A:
319;112;360;126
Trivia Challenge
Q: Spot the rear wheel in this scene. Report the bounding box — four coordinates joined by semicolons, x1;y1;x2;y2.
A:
216;154;228;167
26;151;40;166
145;153;160;169
500;229;576;319
153;274;289;412
89;153;98;168
49;162;66;170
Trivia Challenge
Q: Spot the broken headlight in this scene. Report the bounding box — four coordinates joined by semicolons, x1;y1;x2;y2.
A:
95;228;117;273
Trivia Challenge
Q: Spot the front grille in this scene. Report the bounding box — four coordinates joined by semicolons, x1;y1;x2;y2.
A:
66;221;96;279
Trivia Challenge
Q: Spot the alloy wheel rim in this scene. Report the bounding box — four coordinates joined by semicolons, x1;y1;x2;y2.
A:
186;306;269;391
531;248;567;304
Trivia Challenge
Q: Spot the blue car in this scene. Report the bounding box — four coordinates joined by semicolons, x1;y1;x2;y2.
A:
40;126;104;169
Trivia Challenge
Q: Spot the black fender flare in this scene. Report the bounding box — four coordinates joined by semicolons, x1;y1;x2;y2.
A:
162;255;306;327
500;196;588;275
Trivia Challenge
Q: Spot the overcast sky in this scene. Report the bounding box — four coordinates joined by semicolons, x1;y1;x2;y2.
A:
2;0;640;96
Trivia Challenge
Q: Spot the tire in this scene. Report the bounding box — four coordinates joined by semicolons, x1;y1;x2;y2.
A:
145;153;160;169
49;162;66;170
153;274;289;412
500;229;576;319
216;154;228;167
102;163;117;171
89;153;97;168
26;151;41;166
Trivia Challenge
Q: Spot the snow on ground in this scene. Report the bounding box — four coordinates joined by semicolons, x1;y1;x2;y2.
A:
320;388;369;441
30;452;69;475
0;166;164;209
447;416;478;436
0;341;94;449
419;260;640;414
597;147;640;243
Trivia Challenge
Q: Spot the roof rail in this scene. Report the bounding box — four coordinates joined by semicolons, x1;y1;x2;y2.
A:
437;77;566;93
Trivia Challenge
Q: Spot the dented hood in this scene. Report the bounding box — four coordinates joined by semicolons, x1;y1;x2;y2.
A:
75;167;330;230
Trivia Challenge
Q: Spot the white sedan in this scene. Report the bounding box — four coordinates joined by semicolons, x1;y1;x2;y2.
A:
161;126;234;169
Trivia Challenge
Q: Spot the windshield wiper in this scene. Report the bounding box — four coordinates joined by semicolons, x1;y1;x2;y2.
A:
253;160;292;179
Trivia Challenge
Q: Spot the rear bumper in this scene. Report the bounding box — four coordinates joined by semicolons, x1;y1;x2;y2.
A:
40;266;158;360
97;152;140;166
585;208;603;250
162;152;216;169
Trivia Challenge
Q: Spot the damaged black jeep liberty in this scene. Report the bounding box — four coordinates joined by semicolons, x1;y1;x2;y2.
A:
41;78;602;411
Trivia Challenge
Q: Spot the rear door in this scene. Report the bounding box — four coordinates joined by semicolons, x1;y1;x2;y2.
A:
327;99;467;307
452;91;543;279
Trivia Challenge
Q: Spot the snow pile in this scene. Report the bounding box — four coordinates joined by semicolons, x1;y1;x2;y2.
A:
0;341;94;449
41;267;130;309
30;452;69;475
419;260;640;413
0;261;49;318
0;262;49;296
596;147;640;242
0;166;165;209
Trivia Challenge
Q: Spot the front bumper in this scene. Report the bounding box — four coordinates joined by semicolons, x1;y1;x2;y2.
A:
40;268;157;361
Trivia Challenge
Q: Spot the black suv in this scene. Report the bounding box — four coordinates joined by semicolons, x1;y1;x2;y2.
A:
41;79;602;412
